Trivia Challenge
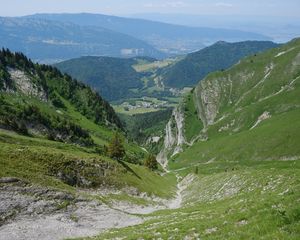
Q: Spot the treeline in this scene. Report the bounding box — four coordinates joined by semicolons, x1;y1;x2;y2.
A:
120;108;172;144
0;48;122;129
0;97;93;146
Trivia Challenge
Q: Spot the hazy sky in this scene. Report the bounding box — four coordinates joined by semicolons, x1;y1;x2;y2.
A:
0;0;299;17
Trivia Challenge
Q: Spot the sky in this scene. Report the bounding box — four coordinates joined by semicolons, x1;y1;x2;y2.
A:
0;0;299;17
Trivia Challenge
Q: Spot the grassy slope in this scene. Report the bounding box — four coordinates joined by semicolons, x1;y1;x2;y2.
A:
183;92;203;142
0;51;175;201
161;41;279;88
171;108;300;170
90;160;299;240
82;111;300;239
80;40;300;239
0;129;176;199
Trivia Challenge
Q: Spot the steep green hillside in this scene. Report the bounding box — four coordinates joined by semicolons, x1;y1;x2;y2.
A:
82;39;300;240
0;49;176;203
169;38;300;167
0;49;150;163
161;40;279;88
0;49;123;146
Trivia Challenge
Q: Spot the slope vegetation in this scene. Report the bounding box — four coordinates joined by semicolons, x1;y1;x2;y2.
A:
161;40;279;88
90;39;300;239
55;56;145;101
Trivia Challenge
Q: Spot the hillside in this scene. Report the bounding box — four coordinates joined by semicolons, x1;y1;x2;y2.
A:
157;38;300;167
161;40;279;88
0;17;164;63
27;13;271;55
81;39;300;240
0;49;182;238
0;39;299;240
55;41;278;103
55;55;182;102
0;49;123;145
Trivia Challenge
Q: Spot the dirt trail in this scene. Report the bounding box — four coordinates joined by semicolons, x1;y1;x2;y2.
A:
0;199;143;240
0;169;193;240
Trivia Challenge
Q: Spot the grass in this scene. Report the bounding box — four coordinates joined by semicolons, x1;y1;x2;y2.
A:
78;159;300;240
0;129;175;199
132;58;178;73
74;40;300;239
183;92;203;142
113;105;161;115
170;108;300;170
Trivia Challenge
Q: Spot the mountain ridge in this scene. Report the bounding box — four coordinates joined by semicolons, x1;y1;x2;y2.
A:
26;13;272;55
0;17;165;63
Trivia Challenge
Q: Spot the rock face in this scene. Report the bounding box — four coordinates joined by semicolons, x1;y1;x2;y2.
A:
157;38;300;168
0;180;142;240
194;78;222;128
156;106;186;168
0;180;74;226
8;69;48;101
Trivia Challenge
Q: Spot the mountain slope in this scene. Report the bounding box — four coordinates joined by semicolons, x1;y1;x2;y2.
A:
27;13;271;55
0;51;180;240
55;56;145;101
157;38;300;168
88;39;300;240
0;17;164;63
160;40;279;88
0;49;125;146
55;41;278;102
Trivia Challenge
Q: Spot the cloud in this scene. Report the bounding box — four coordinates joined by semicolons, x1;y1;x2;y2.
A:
214;2;233;8
144;1;187;9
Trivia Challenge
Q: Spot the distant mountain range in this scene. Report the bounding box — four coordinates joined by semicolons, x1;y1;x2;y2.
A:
27;13;272;55
0;17;164;63
0;13;274;63
55;40;278;101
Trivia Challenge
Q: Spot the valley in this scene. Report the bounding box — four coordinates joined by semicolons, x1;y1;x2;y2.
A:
0;8;299;240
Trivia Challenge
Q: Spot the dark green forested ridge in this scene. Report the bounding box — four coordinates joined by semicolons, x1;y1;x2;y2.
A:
0;48;122;145
55;41;279;104
55;56;147;101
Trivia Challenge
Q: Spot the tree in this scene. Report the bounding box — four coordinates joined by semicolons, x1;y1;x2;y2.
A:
108;132;125;160
144;154;158;171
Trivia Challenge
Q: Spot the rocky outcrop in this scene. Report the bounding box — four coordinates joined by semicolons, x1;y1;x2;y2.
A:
156;106;187;168
8;69;48;101
0;180;75;226
194;77;223;128
0;180;142;240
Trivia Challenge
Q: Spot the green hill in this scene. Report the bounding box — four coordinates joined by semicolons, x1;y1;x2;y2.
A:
161;40;279;88
77;39;300;240
0;49;122;146
0;49;176;199
55;56;147;101
157;38;300;168
55;41;279;103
